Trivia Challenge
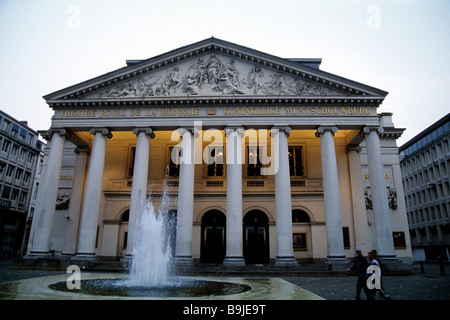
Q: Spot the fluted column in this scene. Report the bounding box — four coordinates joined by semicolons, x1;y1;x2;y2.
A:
316;126;347;263
363;126;397;261
76;128;112;258
174;128;195;264
272;126;297;265
61;146;89;256
28;129;70;256
126;128;155;257
224;127;245;266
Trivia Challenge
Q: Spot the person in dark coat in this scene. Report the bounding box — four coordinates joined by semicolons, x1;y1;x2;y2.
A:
347;248;370;300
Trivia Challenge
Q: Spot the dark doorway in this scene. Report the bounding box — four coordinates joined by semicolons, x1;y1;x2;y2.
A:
201;210;226;263
243;210;269;264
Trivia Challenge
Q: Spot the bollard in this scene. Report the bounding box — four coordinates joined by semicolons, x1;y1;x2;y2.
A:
438;258;446;276
420;260;425;274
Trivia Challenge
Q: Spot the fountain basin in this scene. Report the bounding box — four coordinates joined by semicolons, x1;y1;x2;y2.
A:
0;273;324;300
49;277;251;298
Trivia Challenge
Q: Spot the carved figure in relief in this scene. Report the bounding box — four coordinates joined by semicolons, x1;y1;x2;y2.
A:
159;67;181;96
225;59;240;88
95;53;347;98
206;54;223;87
265;73;290;95
291;79;332;95
182;63;201;95
99;81;136;98
245;66;264;94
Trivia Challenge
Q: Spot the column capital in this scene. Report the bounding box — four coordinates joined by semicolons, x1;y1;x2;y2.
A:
41;128;71;141
346;145;362;154
224;126;245;138
361;125;384;136
315;126;338;137
74;146;90;155
177;127;200;138
271;126;292;137
132;127;155;138
89;127;113;139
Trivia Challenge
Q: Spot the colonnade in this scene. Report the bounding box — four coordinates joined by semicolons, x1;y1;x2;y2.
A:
28;124;397;263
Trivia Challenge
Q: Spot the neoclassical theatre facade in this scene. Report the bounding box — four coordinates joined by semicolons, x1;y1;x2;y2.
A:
26;38;412;265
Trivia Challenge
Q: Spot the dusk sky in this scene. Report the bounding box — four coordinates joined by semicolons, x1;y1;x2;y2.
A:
1;0;449;145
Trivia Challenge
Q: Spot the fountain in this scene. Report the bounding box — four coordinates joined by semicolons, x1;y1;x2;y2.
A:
47;190;252;298
128;198;173;287
0;184;323;300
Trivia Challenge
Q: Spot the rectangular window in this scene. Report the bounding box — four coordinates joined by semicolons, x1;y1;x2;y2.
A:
247;146;262;176
289;146;304;176
1;186;11;199
342;227;350;249
1;139;11;152
6;165;14;177
2;120;11;132
293;233;307;251
15;168;23;181
168;146;181;177
128;147;136;177
11;124;19;137
393;231;407;249
206;147;224;176
19;191;27;204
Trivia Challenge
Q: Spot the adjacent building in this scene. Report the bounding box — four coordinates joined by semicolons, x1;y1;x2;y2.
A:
25;38;413;266
0;110;45;258
399;113;450;261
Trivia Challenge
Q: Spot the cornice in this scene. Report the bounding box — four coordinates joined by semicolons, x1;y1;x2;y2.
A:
48;96;384;109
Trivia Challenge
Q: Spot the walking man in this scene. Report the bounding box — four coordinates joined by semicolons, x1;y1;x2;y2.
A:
347;248;370;300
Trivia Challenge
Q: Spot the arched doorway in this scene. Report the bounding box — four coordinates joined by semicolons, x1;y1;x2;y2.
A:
118;209;129;257
243;210;269;264
201;210;226;263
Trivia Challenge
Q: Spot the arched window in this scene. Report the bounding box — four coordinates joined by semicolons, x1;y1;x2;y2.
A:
121;210;129;222
292;209;310;223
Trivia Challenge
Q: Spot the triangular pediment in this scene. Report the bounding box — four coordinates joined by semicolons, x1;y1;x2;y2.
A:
44;38;388;104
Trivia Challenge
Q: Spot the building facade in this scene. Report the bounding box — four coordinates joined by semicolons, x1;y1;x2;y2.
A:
0;110;45;258
399;113;450;261
26;38;412;265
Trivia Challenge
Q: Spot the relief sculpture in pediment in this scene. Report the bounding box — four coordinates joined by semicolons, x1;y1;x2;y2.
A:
96;53;345;98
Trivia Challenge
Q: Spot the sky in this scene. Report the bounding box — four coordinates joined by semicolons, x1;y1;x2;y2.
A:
0;0;449;146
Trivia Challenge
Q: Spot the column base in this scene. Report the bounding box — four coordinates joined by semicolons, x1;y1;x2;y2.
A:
223;256;246;266
275;256;298;266
378;255;398;263
25;251;51;259
73;253;96;261
174;255;194;265
326;255;349;264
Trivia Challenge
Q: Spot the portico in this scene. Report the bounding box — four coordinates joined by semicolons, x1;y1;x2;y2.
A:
26;38;413;266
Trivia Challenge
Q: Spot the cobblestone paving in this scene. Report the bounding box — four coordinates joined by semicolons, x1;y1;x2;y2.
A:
1;259;449;300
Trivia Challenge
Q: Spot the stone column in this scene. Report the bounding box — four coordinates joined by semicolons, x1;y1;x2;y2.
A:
28;129;69;256
316;126;347;263
174;128;195;264
346;145;370;253
76;128;112;258
224;127;245;266
126;128;155;258
363;126;397;261
272;126;297;265
61;146;89;256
